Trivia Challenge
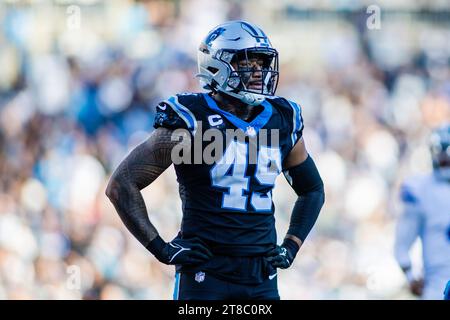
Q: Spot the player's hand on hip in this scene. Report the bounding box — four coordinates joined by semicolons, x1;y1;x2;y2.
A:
265;238;299;269
146;235;213;266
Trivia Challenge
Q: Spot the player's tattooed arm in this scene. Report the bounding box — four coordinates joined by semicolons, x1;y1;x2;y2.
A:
106;127;212;266
105;127;177;248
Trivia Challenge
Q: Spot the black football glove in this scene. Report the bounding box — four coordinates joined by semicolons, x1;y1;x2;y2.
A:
265;238;300;269
146;235;213;266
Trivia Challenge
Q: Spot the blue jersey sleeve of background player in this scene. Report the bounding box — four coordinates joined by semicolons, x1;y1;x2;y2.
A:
444;280;450;300
399;176;425;206
400;183;419;204
153;94;198;134
285;99;304;147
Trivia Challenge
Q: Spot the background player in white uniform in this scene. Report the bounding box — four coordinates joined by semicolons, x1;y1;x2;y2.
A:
394;124;450;299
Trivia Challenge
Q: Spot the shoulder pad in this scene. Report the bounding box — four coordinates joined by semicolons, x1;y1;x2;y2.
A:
268;96;304;146
153;93;199;134
400;175;428;204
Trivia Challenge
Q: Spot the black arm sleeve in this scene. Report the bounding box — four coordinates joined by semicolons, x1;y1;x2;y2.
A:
283;155;325;242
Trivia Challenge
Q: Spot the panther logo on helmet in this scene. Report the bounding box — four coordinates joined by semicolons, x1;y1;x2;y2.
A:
205;27;226;46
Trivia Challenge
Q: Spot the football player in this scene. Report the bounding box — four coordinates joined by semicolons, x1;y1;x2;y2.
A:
106;20;325;300
394;123;450;300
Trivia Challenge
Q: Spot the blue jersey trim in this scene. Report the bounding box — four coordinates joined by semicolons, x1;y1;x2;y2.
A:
173;272;181;300
286;100;303;146
202;93;273;134
165;96;198;134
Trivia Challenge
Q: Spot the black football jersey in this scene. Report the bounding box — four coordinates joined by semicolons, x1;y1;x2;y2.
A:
154;92;303;256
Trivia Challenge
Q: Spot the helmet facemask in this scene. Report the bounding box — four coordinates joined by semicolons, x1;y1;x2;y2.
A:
215;48;279;104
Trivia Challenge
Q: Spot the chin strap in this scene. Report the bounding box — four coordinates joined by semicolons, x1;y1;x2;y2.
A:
219;89;265;106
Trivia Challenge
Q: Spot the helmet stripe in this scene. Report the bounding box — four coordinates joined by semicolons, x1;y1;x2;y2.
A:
258;27;267;38
241;21;261;42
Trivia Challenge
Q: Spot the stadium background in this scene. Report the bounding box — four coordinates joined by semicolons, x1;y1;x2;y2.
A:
0;0;449;299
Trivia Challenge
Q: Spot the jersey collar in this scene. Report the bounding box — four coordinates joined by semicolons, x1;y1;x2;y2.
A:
202;93;273;135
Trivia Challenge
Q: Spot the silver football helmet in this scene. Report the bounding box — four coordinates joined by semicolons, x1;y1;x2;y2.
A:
430;123;450;181
196;20;279;106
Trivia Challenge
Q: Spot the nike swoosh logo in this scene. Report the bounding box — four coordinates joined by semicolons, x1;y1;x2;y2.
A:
268;273;277;280
158;104;167;110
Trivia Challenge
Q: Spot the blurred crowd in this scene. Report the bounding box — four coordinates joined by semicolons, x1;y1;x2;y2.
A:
0;0;449;299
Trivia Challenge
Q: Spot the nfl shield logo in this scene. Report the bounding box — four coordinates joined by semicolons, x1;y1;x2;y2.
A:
246;126;256;137
195;271;205;283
